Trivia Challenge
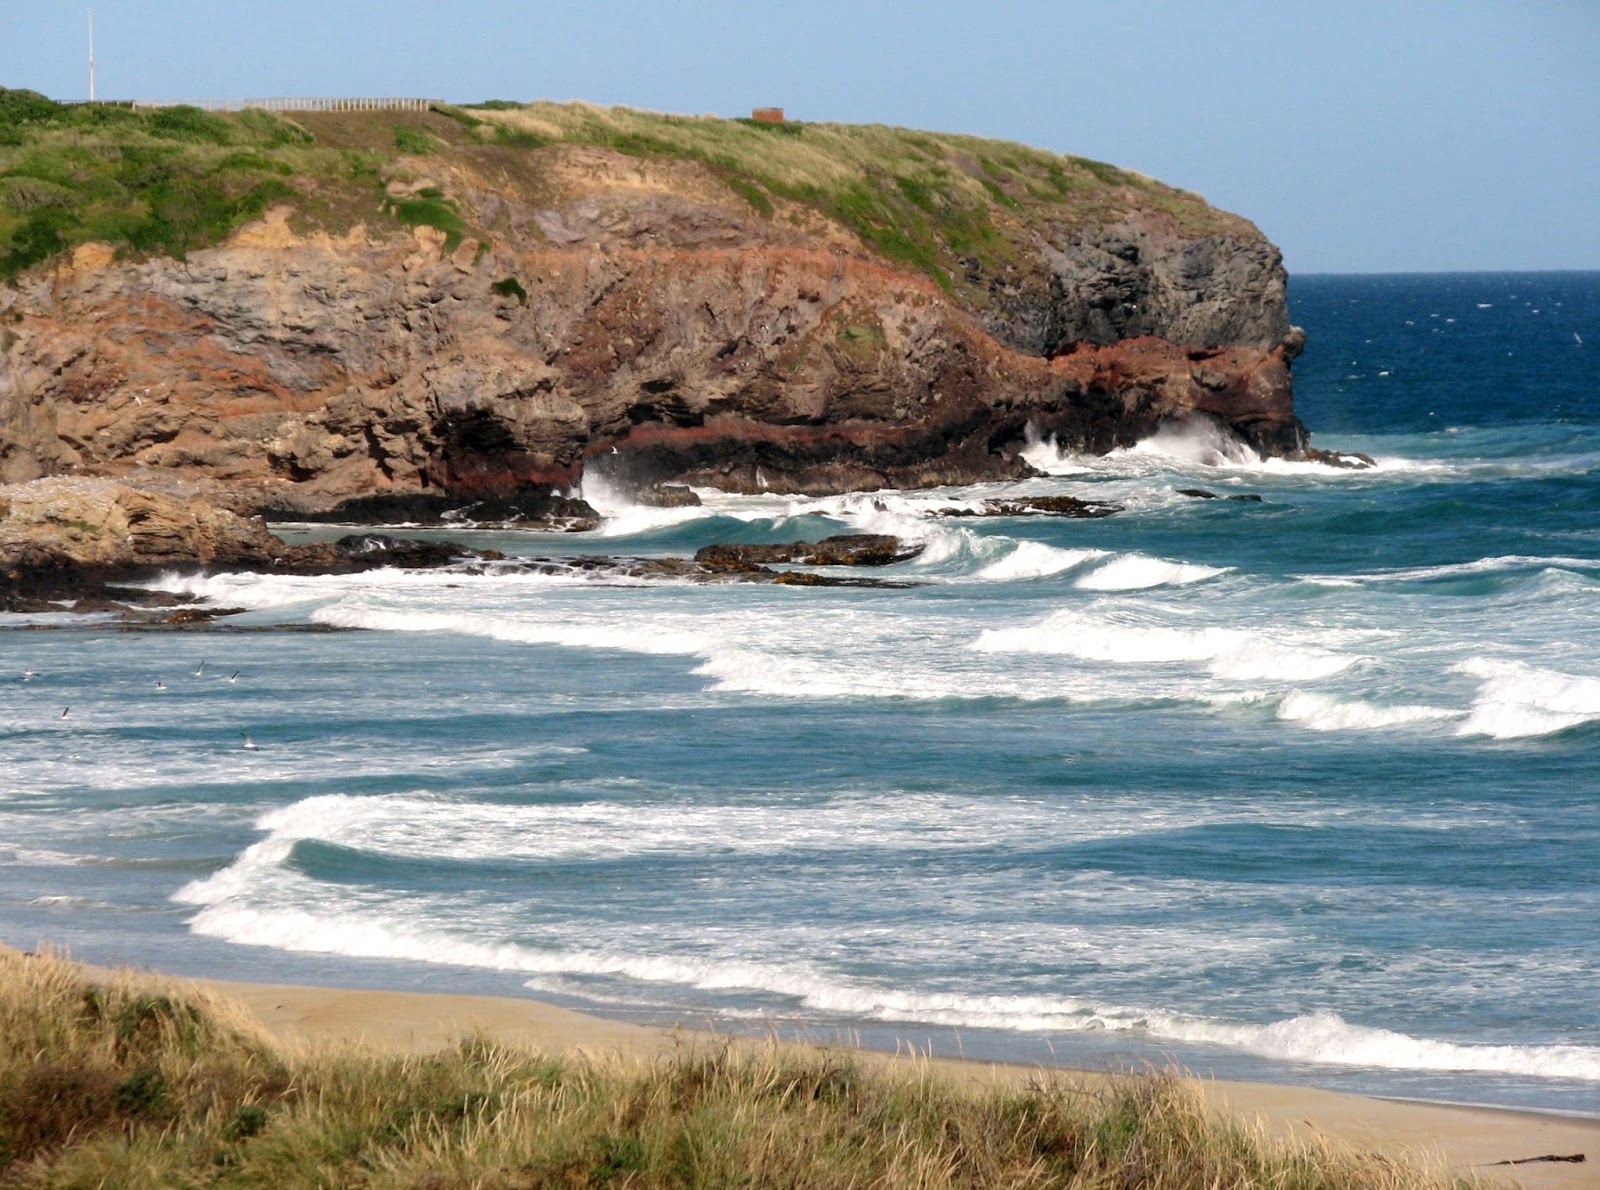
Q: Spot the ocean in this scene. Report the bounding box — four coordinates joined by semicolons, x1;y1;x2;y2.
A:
3;271;1597;1116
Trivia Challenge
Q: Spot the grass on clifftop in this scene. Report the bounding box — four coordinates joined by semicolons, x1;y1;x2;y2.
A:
0;89;456;280
0;947;1472;1188
0;87;1251;295
454;100;1242;295
0;91;324;278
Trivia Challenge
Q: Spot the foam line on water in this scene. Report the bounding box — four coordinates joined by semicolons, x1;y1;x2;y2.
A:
173;791;1251;878
138;564;619;612
571;981;1598;1080
174;884;1600;1081
310;605;710;656
0;845;103;867
1301;555;1600;586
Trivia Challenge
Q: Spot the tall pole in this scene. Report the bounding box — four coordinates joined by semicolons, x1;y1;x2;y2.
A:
87;9;96;102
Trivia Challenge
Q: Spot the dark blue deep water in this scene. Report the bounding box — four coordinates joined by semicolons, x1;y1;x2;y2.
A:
4;272;1598;1114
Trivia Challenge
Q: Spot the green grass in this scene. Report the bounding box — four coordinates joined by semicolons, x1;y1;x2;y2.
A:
0;88;1255;298
490;275;528;303
0;948;1474;1189
0;89;363;278
383;192;465;251
392;124;438;155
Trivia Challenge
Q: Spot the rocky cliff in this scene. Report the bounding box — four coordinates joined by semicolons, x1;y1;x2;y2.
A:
0;99;1311;523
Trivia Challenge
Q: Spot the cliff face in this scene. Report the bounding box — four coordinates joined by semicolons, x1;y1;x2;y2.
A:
0;107;1308;517
980;212;1290;357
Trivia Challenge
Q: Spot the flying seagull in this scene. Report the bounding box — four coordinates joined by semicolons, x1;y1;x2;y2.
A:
241;732;261;751
59;707;70;719
193;660;206;677
154;680;167;691
227;671;240;683
21;668;38;680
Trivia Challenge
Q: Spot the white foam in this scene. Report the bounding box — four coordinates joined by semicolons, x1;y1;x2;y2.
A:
973;612;1357;683
1074;553;1228;591
0;846;99;868
310;604;709;656
173;791;1109;883
1149;1009;1600;1080
692;646;927;700
976;618;1245;664
1455;658;1600;739
1126;419;1261;467
1208;645;1358;683
577;470;728;537
1276;692;1458;732
1019;426;1093;476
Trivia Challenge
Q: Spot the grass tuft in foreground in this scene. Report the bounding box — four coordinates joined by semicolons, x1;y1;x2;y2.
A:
0;949;1474;1188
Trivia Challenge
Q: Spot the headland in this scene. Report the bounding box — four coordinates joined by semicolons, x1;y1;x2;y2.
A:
0;91;1354;598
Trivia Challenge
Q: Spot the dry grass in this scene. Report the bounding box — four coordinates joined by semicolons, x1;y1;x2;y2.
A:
0;948;1479;1189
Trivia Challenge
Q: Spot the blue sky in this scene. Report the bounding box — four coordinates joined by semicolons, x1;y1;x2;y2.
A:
3;1;1596;273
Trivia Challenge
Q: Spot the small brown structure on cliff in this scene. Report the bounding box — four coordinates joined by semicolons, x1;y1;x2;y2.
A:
751;107;785;124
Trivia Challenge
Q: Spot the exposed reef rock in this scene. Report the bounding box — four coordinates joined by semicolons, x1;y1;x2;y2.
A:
0;476;500;610
935;495;1124;519
0;106;1320;530
1177;488;1264;502
0;475;925;610
0;476;286;599
694;535;923;570
468;544;920;590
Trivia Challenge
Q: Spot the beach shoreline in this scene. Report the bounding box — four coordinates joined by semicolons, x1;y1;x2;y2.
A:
63;955;1590;1189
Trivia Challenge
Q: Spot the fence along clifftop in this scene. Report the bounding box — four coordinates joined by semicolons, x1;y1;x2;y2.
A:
130;97;435;112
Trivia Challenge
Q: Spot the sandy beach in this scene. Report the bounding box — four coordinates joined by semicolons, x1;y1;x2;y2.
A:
160;971;1596;1189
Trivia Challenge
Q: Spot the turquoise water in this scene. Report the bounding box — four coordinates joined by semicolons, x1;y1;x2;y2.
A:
3;272;1597;1115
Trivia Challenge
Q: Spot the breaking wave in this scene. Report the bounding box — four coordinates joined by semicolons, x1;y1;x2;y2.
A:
1455;658;1600;739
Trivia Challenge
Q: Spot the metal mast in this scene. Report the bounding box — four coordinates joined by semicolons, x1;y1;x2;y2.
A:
88;9;96;102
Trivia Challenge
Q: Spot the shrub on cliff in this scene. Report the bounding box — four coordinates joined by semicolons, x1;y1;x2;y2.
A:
0;88;66;131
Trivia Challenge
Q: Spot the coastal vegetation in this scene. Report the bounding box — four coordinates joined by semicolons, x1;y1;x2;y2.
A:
0;948;1473;1188
453;99;1238;293
0;87;1246;299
